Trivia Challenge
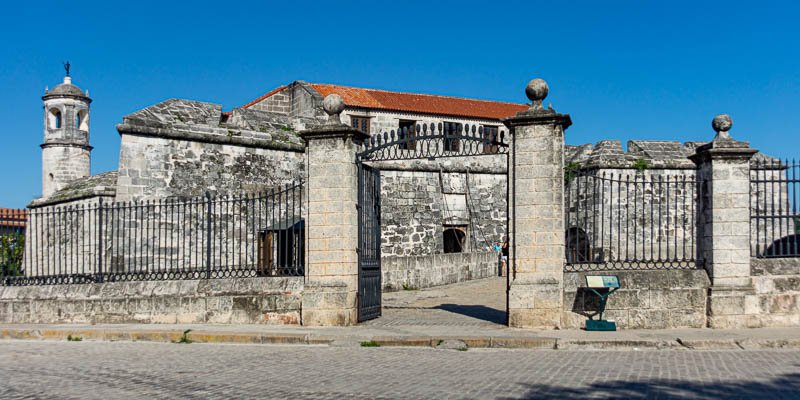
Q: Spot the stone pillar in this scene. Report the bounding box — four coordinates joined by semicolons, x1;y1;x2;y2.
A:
690;114;760;328
299;95;368;326
502;79;572;329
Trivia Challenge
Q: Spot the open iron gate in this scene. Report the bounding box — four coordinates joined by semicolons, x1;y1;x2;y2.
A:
357;163;381;322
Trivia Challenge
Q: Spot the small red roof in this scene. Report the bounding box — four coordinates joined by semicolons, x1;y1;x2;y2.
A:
0;208;28;227
242;82;528;120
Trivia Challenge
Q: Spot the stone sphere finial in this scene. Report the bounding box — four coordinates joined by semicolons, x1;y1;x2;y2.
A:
711;113;733;142
712;113;732;133
323;94;345;125
525;79;548;110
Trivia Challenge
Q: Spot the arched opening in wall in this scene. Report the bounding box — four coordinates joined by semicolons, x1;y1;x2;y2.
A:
48;109;62;129
77;110;89;131
566;227;592;263
763;234;800;257
443;227;467;253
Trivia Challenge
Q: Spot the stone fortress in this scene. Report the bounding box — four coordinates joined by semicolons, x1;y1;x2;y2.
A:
4;71;798;330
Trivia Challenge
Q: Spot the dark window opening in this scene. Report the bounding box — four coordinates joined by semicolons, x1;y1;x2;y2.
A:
483;125;499;154
258;218;305;275
49;109;62;129
398;120;416;150
566;227;592;263
443;227;466;253
443;121;459;152
351;116;370;135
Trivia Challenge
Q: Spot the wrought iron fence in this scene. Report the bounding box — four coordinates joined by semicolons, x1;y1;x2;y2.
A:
564;170;702;271
2;182;305;286
751;159;800;258
358;122;508;161
0;208;27;278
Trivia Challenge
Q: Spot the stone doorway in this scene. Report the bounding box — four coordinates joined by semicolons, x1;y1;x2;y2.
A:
355;122;511;326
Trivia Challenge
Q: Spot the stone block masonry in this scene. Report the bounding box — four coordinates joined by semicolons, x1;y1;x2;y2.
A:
503;79;572;329
562;269;710;329
750;258;800;327
0;277;302;324
115;127;304;201
382;251;498;291
380;169;506;257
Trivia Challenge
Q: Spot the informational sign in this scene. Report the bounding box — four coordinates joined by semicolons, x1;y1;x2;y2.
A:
585;275;620;288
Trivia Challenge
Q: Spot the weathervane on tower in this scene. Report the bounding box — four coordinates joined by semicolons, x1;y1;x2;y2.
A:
63;61;70;76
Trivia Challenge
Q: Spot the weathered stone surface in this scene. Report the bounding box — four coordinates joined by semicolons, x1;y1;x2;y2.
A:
0;277;302;325
562;269;710;329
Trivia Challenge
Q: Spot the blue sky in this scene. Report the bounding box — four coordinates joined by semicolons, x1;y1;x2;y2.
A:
1;1;798;207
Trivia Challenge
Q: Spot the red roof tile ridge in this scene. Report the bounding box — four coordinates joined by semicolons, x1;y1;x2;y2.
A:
309;83;525;106
240;85;289;109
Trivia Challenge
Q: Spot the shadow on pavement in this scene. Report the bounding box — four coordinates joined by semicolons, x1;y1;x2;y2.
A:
500;371;800;400
434;303;506;325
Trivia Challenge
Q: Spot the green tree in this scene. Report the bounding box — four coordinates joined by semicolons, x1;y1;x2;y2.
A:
0;233;24;277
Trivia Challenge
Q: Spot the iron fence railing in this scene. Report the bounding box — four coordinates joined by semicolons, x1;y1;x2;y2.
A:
751;159;800;258
357;122;508;161
0;208;27;278
564;171;702;271
2;182;305;286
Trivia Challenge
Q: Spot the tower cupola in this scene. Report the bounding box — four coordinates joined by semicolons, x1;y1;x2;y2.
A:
40;62;93;197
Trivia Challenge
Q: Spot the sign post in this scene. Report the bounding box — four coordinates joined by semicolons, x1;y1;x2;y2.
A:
584;275;620;331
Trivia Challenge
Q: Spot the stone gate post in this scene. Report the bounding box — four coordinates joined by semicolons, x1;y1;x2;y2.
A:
690;114;760;328
502;79;572;329
299;95;368;326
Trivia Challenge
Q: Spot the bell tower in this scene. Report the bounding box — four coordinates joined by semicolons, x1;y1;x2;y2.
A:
41;62;92;197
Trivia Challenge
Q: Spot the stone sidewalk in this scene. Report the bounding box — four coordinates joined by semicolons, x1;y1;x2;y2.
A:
2;323;799;351
3;277;799;351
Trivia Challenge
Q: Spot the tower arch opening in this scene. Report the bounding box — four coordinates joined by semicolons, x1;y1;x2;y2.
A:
48;108;62;129
77;109;89;131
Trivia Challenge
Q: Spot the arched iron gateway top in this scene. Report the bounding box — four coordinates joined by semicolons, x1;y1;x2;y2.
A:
356;122;508;162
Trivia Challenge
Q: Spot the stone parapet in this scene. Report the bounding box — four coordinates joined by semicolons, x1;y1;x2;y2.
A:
563;269;710;329
382;252;499;291
0;277;303;325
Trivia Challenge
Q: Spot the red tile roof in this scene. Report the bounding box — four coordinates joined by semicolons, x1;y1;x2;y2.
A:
241;85;288;109
240;82;528;120
0;208;28;227
309;83;528;120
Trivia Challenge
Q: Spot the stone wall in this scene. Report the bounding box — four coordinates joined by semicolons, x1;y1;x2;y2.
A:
382;251;499;291
0;277;302;324
115;98;306;201
115;133;304;201
562;269;710;329
750;258;800;326
379;169;506;257
41;145;91;199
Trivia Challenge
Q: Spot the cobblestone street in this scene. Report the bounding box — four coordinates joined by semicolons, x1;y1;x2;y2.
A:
1;341;798;399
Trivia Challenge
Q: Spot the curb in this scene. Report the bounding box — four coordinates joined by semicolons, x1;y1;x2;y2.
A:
2;329;800;351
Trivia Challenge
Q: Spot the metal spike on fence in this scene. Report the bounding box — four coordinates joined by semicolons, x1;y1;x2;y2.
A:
416;123;421;134
478;126;483;137
500;130;505;143
437;122;442;133
383;131;388;142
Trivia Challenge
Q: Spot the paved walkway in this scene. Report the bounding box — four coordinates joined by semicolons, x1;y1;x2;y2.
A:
1;341;799;399
368;276;507;327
